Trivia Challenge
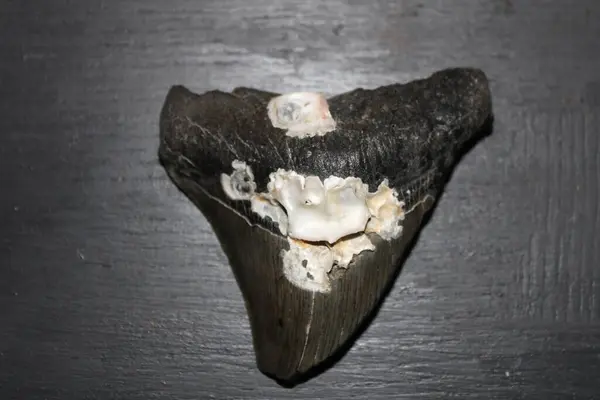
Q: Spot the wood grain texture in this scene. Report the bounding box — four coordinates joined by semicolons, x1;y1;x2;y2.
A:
1;0;599;398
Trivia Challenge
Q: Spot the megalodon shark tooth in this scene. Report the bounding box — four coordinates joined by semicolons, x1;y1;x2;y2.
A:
158;67;493;385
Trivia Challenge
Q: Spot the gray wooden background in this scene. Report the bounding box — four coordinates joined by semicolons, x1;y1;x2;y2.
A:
1;0;599;398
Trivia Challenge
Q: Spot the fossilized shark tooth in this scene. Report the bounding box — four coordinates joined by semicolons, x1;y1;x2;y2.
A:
158;68;492;385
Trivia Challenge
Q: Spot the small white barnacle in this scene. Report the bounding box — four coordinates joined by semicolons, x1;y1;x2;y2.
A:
220;160;257;200
267;92;336;138
365;180;406;240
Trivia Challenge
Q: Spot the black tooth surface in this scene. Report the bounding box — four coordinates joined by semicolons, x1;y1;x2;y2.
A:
158;67;493;384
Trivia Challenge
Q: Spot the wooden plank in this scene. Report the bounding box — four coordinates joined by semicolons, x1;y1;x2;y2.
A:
1;0;599;398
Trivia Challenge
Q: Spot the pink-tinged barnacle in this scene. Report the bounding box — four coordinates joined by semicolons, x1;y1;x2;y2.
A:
267;92;336;138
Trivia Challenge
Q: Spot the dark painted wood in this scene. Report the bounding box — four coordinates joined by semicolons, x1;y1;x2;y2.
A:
1;0;599;398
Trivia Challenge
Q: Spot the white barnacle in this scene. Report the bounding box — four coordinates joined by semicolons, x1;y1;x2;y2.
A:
282;235;375;294
220;160;290;234
220;160;256;200
282;238;334;293
365;180;406;240
267;92;336;138
266;170;371;244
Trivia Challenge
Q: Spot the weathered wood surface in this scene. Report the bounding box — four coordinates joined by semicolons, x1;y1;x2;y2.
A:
1;0;599;398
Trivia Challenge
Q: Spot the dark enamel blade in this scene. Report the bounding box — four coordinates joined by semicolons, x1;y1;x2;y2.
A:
158;68;492;385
